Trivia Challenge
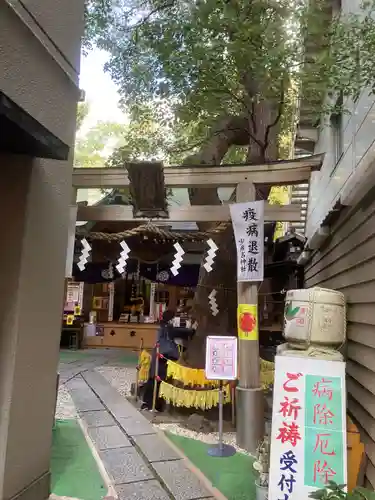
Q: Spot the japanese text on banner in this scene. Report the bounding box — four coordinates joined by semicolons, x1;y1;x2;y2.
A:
304;376;345;488
268;356;346;500
229;201;264;282
275;371;303;500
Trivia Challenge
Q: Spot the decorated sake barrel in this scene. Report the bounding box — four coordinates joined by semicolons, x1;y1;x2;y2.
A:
283;287;346;347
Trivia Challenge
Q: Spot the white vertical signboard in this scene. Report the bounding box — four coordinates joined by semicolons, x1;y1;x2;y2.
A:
269;355;347;500
229;200;264;282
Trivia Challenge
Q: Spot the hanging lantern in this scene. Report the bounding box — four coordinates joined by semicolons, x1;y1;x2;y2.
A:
170;242;184;276
208;289;219;316
203;238;218;273
116;240;130;274
77;238;91;271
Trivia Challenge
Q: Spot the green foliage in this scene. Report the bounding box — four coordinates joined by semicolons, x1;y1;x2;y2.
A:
84;0;375;130
74;99;197;168
74;119;127;168
76;102;90;131
105;100;197;166
309;481;375;500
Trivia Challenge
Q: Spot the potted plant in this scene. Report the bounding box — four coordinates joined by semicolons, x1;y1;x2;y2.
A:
309;481;375;500
253;437;270;500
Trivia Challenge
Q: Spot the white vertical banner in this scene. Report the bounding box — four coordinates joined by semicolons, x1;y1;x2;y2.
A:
78;282;84;310
149;282;156;321
229;200;264;282
65;205;78;278
108;282;114;322
269;355;347;500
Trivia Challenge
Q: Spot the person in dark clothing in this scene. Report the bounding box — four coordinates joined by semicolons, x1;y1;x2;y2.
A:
141;310;179;411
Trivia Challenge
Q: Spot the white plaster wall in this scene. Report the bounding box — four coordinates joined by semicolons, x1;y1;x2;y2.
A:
21;0;84;71
0;2;83;144
305;0;375;240
0;0;84;497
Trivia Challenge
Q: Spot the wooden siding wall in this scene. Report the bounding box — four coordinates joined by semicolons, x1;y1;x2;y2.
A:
304;197;375;490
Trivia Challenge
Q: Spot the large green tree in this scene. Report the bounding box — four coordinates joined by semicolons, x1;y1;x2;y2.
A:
84;0;375;365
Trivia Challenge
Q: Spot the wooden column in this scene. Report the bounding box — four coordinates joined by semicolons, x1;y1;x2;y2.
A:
235;182;264;452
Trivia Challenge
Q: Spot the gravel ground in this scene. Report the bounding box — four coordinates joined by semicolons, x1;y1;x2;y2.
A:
154;422;252;456
55;384;77;420
95;365;137;397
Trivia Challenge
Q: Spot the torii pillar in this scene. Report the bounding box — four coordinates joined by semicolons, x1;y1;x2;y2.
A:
236;182;264;453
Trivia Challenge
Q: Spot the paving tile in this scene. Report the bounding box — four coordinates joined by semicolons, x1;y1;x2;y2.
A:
117;416;156;437
152;460;212;500
134;434;180;462
116;480;170;500
80;410;116;427
66;379;89;392
110;402;143;419
70;395;104;412
83;370;114;394
100;447;153;484
82;370;140;417
87;426;132;450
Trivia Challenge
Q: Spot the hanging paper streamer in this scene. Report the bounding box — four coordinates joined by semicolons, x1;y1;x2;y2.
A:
137;349;275;394
203;238;218;272
116;240;130;274
167;359;221;387
170;242;185;276
159;381;231;410
208;289;219;316
77;238;91;271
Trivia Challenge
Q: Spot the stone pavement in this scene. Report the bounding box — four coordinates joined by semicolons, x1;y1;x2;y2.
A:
58;350;122;385
65;369;215;500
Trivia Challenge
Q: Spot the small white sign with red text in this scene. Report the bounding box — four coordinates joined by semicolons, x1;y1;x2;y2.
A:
205;336;238;381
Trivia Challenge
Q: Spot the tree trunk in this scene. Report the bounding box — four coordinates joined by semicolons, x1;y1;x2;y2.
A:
184;110;279;368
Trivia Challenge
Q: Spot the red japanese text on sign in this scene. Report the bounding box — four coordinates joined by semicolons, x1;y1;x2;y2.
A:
313;433;336;456
313;460;337;484
282;373;303;393
276;422;302;447
312;378;333;400
279;397;301;420
313;404;335;426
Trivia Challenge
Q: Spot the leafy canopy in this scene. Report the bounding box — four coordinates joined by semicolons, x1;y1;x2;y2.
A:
84;0;375;134
74;102;127;168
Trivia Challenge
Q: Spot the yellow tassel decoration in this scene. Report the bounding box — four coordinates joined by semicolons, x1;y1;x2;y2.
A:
137;350;275;407
159;381;231;410
166;359;220;387
138;350;151;383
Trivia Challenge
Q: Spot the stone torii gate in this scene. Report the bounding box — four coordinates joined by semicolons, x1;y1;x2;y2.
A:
71;154;323;452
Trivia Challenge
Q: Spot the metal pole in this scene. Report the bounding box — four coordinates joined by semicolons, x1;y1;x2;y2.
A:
135;337;144;402
151;344;160;412
207;381;236;457
218;380;224;451
231;385;236;426
236;182;264;453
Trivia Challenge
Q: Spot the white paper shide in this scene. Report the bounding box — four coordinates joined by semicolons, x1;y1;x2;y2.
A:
230;200;264;282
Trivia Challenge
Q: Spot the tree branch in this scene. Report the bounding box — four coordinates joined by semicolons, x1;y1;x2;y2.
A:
263;85;286;153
